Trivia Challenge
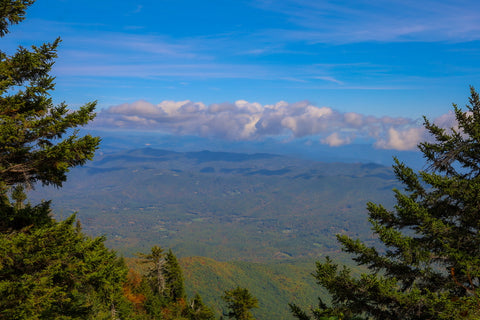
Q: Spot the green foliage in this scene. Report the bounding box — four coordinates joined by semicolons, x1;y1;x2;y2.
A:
0;0;100;235
0;1;100;191
293;87;480;319
164;249;186;301
0;3;135;319
186;293;216;320
222;286;258;320
137;245;187;304
0;0;34;36
29;148;395;318
137;245;166;296
0;192;53;231
32;148;399;260
134;246;215;319
180;256;331;320
0;215;132;319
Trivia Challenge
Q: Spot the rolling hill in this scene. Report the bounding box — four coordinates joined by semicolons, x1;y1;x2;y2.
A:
30;147;399;261
28;147;402;319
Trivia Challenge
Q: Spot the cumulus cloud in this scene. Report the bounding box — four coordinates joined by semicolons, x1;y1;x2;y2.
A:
322;132;353;147
93;99;438;151
375;127;425;151
433;110;460;132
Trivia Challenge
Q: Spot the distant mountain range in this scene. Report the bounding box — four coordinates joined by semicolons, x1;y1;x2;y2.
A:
88;130;425;168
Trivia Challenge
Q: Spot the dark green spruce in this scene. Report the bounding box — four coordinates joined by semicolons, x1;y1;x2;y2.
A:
0;0;99;192
0;2;132;319
291;87;480;319
0;216;133;319
222;287;259;320
136;246;216;319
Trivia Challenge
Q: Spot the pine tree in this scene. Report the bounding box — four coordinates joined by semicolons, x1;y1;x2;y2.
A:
0;3;136;319
1;0;100;231
137;246;213;320
0;0;99;192
187;293;216;320
0;216;133;319
291;87;480;319
222;287;258;320
0;0;33;36
138;245;166;296
164;249;186;302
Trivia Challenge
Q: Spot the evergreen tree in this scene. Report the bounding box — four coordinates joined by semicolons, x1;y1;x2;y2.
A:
138;245;166;296
0;0;33;36
0;3;137;319
0;0;99;192
186;293;216;320
164;249;186;302
292;87;480;319
0;191;52;231
0;215;133;319
222;287;258;320
137;246;214;320
136;246;167;317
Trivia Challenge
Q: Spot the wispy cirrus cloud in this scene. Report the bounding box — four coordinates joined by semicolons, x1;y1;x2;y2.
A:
11;7;469;92
54;63;276;79
92;99;436;150
312;76;343;85
253;0;480;43
65;32;203;61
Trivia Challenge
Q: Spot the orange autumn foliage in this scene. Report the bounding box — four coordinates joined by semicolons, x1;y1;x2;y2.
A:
123;269;147;310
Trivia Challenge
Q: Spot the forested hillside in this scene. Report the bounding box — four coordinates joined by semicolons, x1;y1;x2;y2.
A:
30;148;400;261
26;147;399;319
179;256;332;320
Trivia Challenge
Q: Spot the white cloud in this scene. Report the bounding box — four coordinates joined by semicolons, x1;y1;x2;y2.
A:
344;112;363;127
322;132;352;147
433;110;459;131
93;99;436;150
108;100;165;117
375;127;425;151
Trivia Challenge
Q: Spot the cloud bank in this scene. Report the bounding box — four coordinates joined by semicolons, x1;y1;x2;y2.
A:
93;99;450;151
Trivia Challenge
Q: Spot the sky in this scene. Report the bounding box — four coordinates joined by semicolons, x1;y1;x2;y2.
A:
4;0;480;152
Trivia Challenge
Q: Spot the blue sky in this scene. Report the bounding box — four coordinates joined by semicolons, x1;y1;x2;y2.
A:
4;0;480;151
